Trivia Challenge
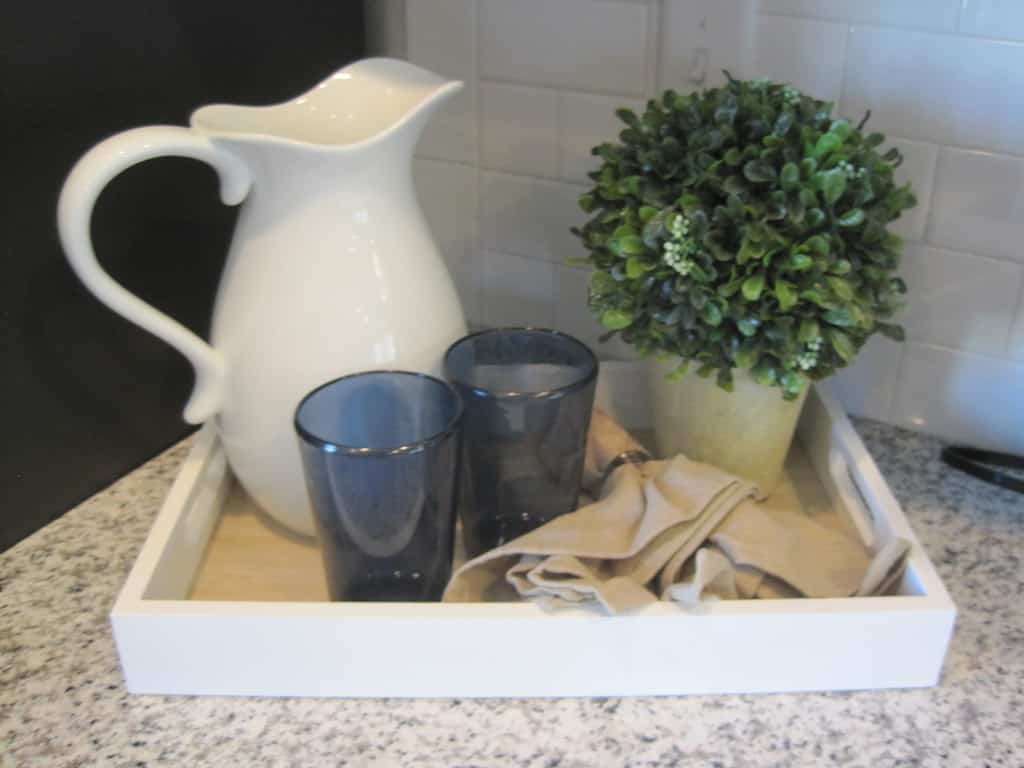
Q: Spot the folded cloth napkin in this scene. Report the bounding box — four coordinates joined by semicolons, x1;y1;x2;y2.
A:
443;409;911;613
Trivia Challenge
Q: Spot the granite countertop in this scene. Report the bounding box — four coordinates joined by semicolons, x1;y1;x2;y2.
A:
2;420;1022;767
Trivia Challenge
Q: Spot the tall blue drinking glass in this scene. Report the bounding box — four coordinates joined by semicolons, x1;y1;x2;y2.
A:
444;328;598;557
294;371;463;602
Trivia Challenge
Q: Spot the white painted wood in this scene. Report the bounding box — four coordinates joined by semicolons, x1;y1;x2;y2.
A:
111;363;956;697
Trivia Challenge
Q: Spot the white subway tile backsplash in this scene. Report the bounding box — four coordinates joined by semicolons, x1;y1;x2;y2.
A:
479;250;555;328
479;0;650;95
752;15;848;101
757;0;960;33
928;148;1024;265
480;172;587;263
885;137;937;242
413;158;479;321
890;344;1024;453
554;265;640;360
560;92;645;184
829;335;903;422
407;0;477;163
659;0;757;92
902;244;1023;356
479;82;559;177
842;28;1024;156
960;0;1024;42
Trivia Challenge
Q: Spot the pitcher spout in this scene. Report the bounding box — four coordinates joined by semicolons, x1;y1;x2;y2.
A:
190;58;462;152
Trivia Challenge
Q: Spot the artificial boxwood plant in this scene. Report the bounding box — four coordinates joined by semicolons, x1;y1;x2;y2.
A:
574;75;916;400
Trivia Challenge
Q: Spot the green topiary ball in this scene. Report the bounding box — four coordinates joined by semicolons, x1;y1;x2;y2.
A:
574;75;916;400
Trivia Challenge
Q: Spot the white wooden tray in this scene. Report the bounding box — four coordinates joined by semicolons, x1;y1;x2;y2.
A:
111;362;955;697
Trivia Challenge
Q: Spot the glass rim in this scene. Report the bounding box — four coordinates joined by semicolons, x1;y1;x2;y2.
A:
293;370;464;457
443;327;599;400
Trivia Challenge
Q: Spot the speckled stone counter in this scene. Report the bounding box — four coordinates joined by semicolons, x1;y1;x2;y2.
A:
2;420;1022;767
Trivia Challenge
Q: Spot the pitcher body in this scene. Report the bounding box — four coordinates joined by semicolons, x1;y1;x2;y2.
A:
58;59;467;535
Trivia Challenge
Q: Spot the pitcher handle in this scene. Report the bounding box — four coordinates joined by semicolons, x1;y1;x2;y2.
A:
57;126;252;423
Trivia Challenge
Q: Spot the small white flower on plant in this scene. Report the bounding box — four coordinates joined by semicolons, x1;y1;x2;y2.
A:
837;160;867;180
662;213;699;276
795;336;824;371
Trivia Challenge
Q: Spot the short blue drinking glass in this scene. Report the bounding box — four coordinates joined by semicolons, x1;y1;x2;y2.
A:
444;328;598;557
294;371;463;602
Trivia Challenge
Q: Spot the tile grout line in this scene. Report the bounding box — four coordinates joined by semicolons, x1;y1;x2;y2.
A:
757;9;1023;44
643;0;662;99
480;75;645;101
1004;277;1024;359
836;21;853;113
902;339;1024;366
471;0;484;325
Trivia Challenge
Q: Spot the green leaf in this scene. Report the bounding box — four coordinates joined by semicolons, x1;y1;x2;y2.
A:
823;308;856;327
775;279;798;310
715;367;734;392
618;176;643;197
780;370;807;398
678;194;701;213
838;208;865;227
828;328;856;362
665;359;690;381
752;360;778;387
735;340;761;369
701;301;724;326
727;193;745;221
773;111;794;136
865;132;885;148
829;259;852;275
876;322;906;342
638;205;659;223
743;160;777;183
723;174;748;196
724;147;743;166
615;107;640;127
737;316;761;337
590;270;617;296
626;256;653;278
812;132;842;158
826;276;854;301
781;162;800;191
798;318;820;344
642;214;667;248
738;237;766;265
579;193;596;212
788;251;814;270
806;208;826;228
829;119;852;141
718;277;745;298
741;273;765;301
819;169;847;206
600;309;634;330
609;234;645;257
801;289;838;309
803;235;829;256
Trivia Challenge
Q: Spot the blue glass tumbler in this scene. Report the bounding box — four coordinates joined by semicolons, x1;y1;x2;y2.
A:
444;328;598;557
294;371;463;602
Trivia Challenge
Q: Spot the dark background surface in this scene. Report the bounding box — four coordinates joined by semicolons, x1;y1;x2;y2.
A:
1;2;365;551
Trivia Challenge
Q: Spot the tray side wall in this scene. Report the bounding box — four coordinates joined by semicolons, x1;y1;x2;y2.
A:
113;603;955;697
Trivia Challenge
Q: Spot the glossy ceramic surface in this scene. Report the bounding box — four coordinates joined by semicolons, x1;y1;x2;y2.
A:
58;58;468;535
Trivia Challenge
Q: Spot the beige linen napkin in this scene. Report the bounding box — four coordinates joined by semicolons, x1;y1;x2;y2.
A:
443;409;911;613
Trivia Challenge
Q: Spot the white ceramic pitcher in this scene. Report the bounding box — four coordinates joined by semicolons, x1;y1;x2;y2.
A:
57;59;468;536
